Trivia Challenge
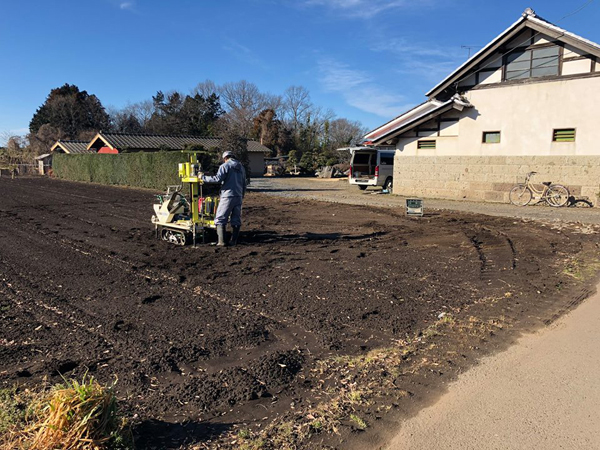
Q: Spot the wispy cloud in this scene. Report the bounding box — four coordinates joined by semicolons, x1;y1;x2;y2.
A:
300;0;433;19
370;37;466;82
318;58;413;117
222;39;269;70
119;1;134;10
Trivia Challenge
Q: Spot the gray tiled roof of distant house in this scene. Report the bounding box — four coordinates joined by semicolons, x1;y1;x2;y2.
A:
89;133;271;153
52;140;94;154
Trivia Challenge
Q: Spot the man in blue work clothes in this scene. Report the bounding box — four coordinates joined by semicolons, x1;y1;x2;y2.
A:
202;151;246;246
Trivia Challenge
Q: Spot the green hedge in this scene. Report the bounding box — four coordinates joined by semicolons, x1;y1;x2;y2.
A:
53;152;190;190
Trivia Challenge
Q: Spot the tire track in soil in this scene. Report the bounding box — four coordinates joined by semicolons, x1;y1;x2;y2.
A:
0;199;329;419
1;177;594;447
1;202;324;348
1;185;394;351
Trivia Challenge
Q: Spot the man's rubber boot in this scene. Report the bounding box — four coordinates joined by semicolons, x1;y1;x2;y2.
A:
216;225;226;247
230;226;241;246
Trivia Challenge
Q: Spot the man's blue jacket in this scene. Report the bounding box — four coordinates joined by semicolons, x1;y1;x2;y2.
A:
203;158;246;198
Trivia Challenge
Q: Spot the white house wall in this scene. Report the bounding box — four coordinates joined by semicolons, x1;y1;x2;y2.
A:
479;68;503;85
562;58;594;76
393;76;600;204
397;76;600;157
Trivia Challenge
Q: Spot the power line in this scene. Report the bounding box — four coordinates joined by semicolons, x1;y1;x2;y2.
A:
560;0;595;20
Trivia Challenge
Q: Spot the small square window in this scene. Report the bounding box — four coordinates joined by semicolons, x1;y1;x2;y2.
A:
483;131;501;144
553;128;576;142
417;140;436;149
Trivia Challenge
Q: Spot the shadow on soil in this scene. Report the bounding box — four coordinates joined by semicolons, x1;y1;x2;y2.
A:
250;187;341;193
243;230;386;243
133;420;232;449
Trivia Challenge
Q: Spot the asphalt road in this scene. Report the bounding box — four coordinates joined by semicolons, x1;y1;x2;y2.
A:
385;284;600;450
249;177;600;226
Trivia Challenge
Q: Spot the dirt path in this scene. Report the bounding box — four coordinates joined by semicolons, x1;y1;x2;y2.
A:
385;284;600;450
251;177;600;226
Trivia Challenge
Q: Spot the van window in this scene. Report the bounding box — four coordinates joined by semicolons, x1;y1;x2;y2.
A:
353;153;372;164
380;154;394;165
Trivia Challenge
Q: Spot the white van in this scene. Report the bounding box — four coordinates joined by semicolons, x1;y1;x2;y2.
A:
347;147;395;191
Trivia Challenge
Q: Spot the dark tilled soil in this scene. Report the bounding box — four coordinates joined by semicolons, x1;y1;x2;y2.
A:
0;177;598;449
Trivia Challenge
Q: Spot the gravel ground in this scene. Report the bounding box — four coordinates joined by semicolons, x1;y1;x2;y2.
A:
249;177;600;226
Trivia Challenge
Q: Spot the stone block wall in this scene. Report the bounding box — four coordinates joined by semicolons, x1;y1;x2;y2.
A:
392;155;600;205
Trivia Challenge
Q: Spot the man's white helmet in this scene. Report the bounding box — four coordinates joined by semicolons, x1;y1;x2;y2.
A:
222;151;234;159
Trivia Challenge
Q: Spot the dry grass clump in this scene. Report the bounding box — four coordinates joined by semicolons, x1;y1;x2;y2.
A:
1;375;132;450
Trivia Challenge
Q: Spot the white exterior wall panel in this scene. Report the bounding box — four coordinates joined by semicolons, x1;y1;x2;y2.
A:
397;76;600;157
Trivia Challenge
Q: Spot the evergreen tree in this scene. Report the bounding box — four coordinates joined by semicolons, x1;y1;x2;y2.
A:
29;84;110;138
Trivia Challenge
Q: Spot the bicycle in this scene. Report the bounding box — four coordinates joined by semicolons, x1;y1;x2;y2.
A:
509;172;570;207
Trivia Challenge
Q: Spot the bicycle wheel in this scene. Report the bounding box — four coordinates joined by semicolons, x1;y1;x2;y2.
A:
546;184;570;207
509;185;532;206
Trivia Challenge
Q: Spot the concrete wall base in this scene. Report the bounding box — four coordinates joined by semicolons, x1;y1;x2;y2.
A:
393;155;600;205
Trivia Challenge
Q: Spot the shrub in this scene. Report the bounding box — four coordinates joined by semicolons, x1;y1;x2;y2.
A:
53;151;190;190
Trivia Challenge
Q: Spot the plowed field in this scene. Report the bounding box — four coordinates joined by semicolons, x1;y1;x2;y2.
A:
0;177;597;449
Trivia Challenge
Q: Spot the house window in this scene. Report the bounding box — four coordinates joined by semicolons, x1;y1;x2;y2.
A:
553;128;576;142
417;140;436;149
482;131;501;144
505;45;560;81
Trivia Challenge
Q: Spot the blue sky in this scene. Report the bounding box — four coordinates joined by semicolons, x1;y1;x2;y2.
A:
1;0;599;142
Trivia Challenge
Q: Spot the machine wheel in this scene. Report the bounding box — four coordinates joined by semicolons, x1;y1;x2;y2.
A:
546;184;570;207
358;185;368;191
161;228;187;246
509;185;532;206
383;177;393;193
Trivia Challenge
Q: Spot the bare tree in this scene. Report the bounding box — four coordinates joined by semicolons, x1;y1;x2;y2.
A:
220;80;274;137
127;100;155;129
28;124;64;156
263;93;283;118
2;135;37;170
310;106;336;135
0;131;12;148
191;79;220;98
327;118;367;149
282;86;313;133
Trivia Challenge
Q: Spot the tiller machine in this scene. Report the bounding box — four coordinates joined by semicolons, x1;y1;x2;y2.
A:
151;152;220;246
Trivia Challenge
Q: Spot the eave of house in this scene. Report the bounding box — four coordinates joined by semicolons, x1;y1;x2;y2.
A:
364;100;445;142
369;96;471;145
50;142;66;153
426;9;600;100
87;133;114;151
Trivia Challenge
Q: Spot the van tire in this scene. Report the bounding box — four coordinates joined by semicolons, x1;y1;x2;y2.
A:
358;185;368;191
384;177;393;192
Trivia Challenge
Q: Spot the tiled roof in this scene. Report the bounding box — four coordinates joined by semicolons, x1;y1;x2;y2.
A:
51;140;94;154
90;133;270;153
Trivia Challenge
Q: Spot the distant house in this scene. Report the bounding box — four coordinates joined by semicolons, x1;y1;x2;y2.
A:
50;140;93;154
86;132;270;176
35;153;53;174
365;8;600;204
